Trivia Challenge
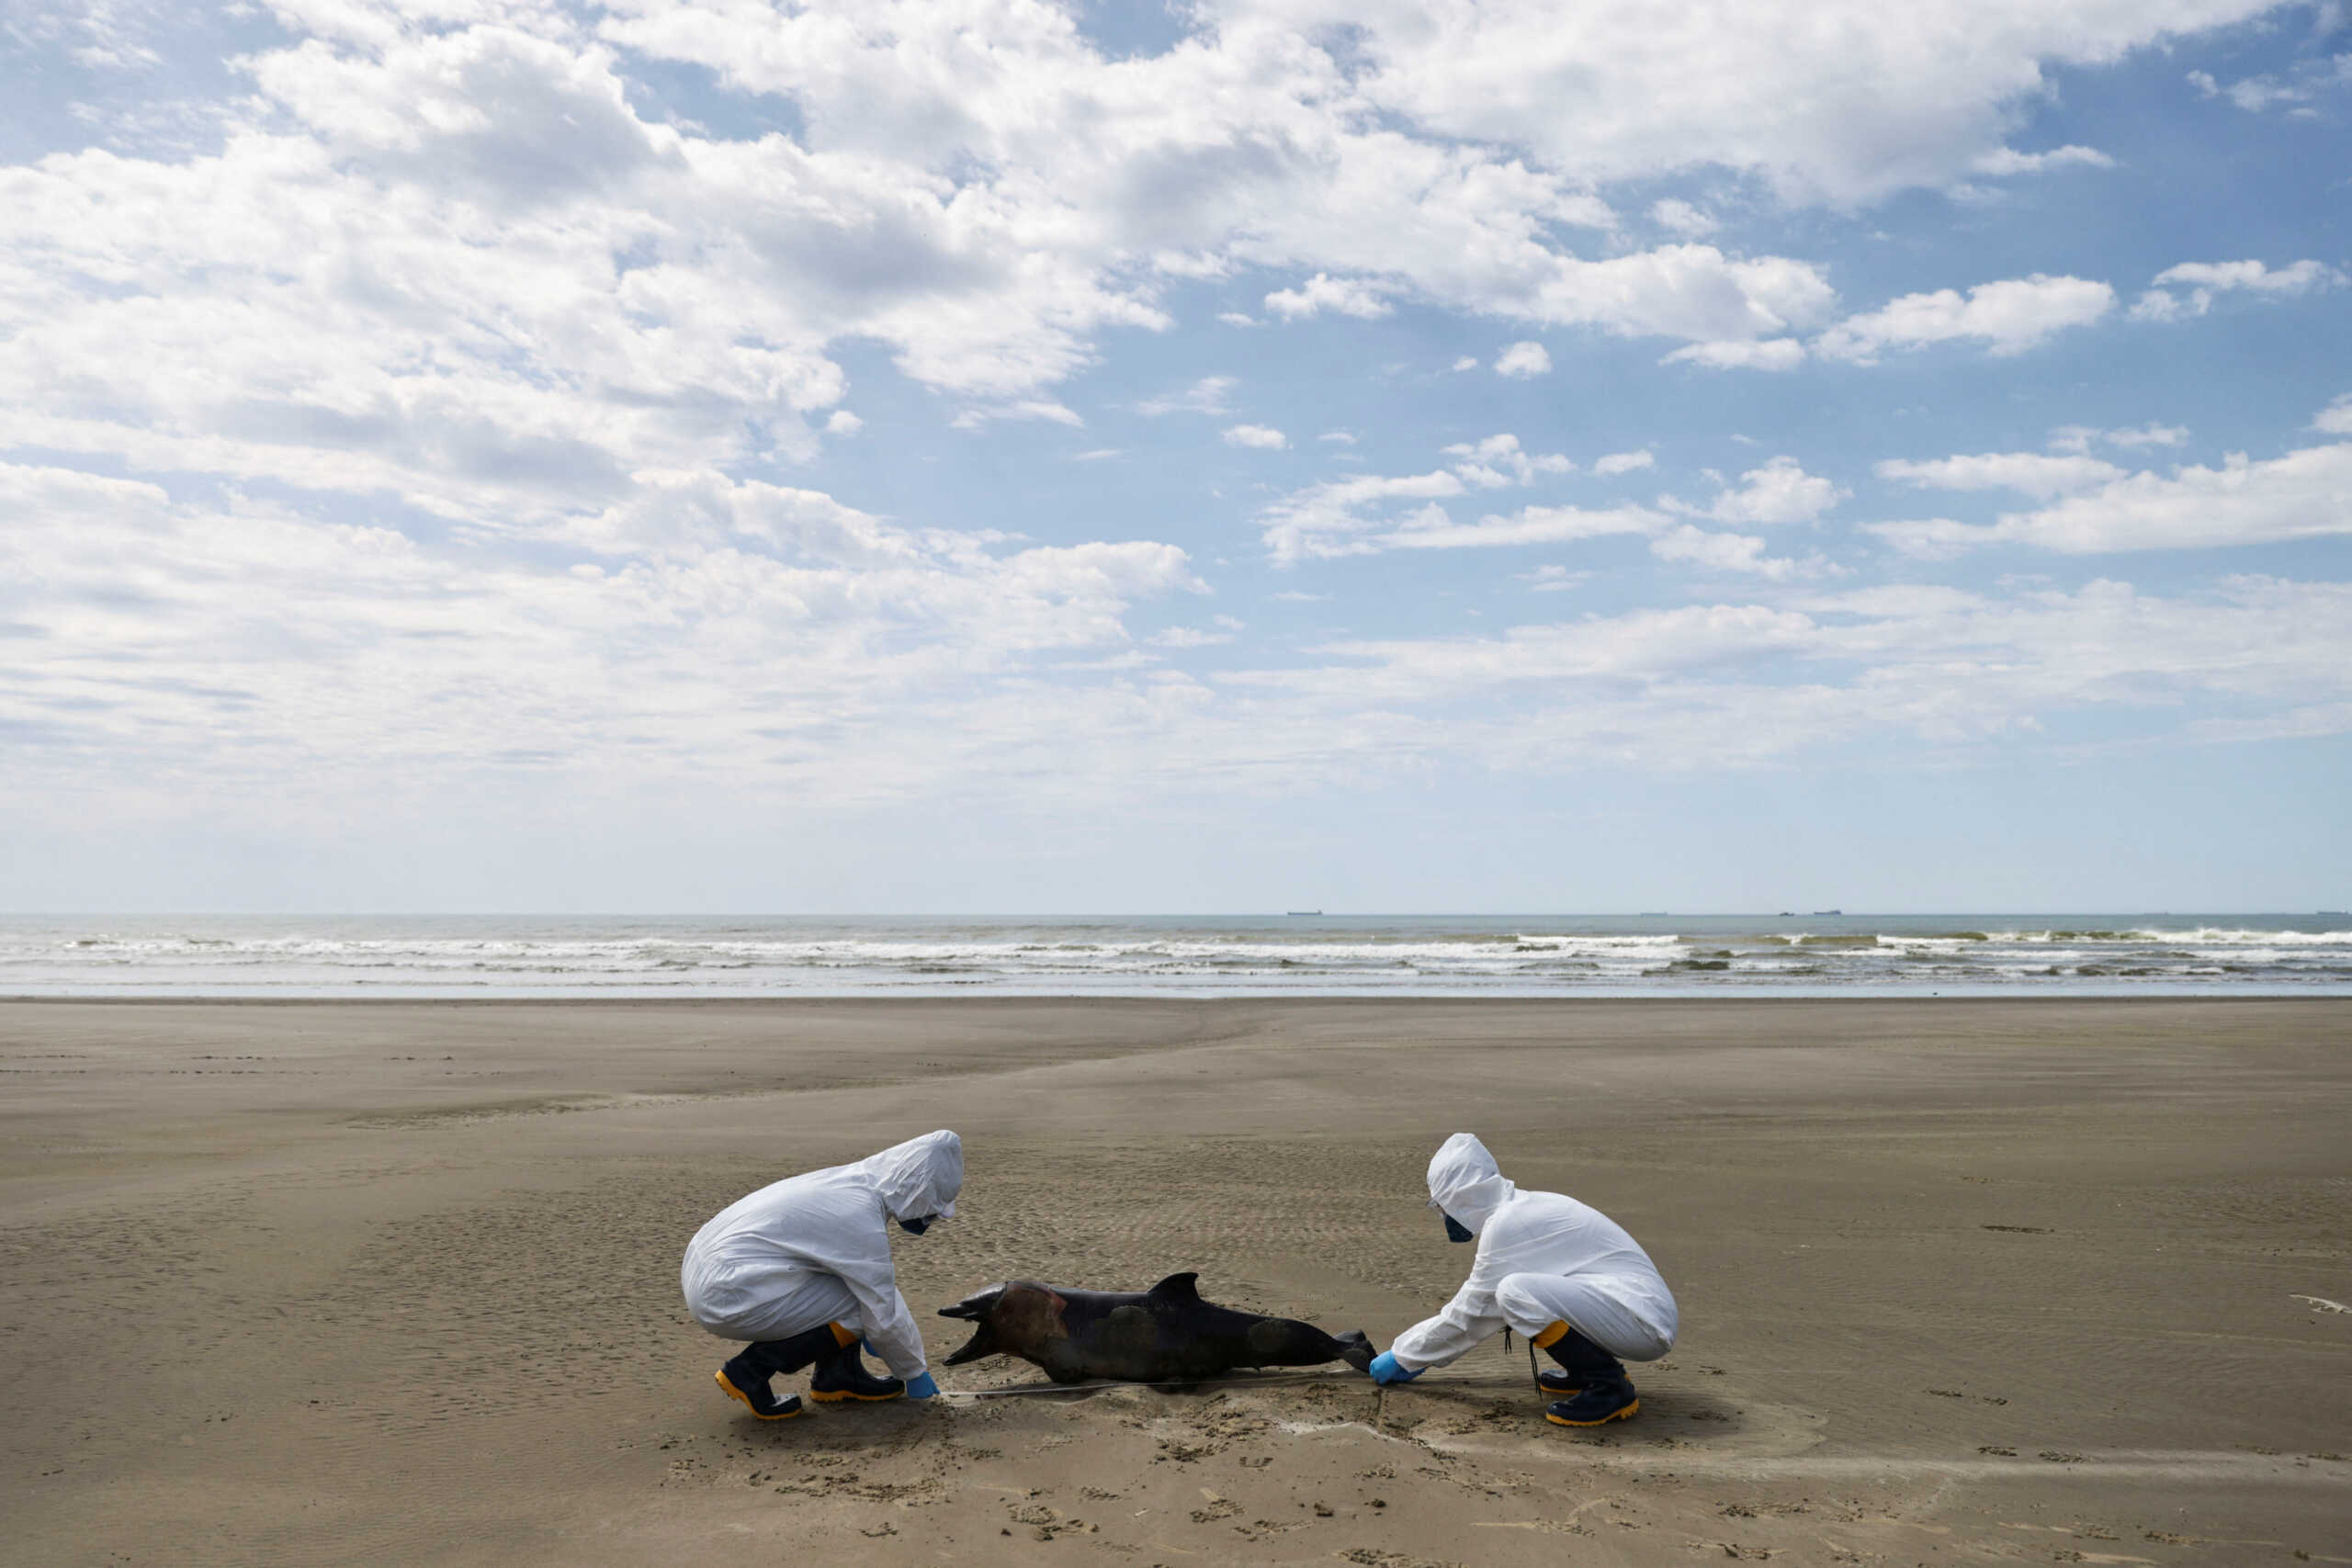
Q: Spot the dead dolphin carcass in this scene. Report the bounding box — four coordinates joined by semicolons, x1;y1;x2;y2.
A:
938;1271;1377;1384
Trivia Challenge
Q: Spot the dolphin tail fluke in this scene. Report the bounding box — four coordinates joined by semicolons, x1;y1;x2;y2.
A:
1334;1329;1377;1374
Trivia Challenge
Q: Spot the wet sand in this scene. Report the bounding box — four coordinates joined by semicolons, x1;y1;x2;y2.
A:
2;997;2347;1567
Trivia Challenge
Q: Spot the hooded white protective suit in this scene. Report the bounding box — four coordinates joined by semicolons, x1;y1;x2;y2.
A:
1389;1133;1677;1372
681;1130;962;1381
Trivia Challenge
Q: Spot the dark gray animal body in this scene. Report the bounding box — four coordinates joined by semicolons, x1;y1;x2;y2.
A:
939;1272;1376;1384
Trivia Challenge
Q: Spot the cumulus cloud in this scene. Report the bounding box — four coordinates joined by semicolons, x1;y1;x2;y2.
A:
1224;423;1291;449
1650;198;1717;236
1223;578;2352;766
2188;54;2352;114
1685;456;1846;524
1377;502;1667;551
2049;423;2189;453
1664;337;1807;371
1265;273;1393;321
1649;525;1818;579
2130;258;2344;321
1876;451;2127;498
950;400;1086;430
1970;144;2115;175
0;459;1206;806
1815;275;2115;361
1443;434;1574;486
1238;0;2281;205
1521;564;1590;592
1494;341;1554;378
1869;415;2352;555
1261;470;1469;561
1138;377;1238;416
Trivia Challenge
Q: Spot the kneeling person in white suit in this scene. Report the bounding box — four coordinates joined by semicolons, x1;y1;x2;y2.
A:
682;1130;961;1419
1366;1133;1677;1427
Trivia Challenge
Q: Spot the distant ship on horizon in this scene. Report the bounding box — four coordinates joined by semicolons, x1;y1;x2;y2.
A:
1286;909;1323;916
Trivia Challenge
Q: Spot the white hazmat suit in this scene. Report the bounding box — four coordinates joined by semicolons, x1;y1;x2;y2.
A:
1390;1133;1677;1371
682;1130;962;1381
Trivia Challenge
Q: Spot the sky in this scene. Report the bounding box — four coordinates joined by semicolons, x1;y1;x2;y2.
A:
2;0;2348;914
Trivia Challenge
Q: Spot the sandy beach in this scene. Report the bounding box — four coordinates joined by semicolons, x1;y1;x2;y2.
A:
2;997;2346;1567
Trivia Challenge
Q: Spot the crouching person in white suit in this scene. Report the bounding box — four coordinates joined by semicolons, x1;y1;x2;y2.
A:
682;1130;961;1419
1365;1133;1677;1427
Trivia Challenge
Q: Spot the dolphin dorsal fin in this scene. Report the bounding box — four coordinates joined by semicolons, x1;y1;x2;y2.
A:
1147;1271;1202;1301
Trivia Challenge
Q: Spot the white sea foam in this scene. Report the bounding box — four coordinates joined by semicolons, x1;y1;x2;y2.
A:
3;916;2346;998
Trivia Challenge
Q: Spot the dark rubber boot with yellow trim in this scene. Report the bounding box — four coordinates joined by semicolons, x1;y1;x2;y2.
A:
713;1321;841;1418
716;1359;805;1419
1532;1318;1584;1398
1533;1320;1639;1427
808;1324;904;1403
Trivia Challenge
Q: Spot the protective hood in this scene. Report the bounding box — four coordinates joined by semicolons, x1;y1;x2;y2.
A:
858;1129;962;1223
1425;1132;1516;1236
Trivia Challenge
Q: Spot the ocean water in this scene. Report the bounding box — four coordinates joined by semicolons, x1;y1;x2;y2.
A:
2;913;2348;998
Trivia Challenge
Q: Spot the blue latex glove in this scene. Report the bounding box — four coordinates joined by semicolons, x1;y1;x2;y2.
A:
1366;1352;1420;1385
904;1371;940;1400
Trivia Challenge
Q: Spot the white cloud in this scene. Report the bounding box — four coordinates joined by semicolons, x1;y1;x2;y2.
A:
1318;431;1360;445
1224;423;1291;449
1970;144;2115;175
1593;449;1657;476
950;400;1086;430
1138;377;1238;416
1451;355;1480;372
1379;503;1668;551
1521;564;1590;592
1816;275;2115;361
1868;423;2352;554
1216;311;1259;326
2313;395;2352;437
1648;524;1815;579
1442;433;1574;486
1494;341;1553;378
1663;337;1806;371
1261;469;1469;561
2130;258;2344;321
1221;578;2352;766
1649;198;1718;236
2188;54;2352;114
825;410;864;436
2049;423;2189;453
1688;456;1846;524
1265;273;1393;321
1239;0;2282;205
0;459;1207;806
1149;621;1242;647
1876;451;2127;498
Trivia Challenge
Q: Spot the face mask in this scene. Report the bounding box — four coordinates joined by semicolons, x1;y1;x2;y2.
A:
1442;1213;1474;1245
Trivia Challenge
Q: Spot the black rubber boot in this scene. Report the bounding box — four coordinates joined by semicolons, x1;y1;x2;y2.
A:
715;1322;841;1419
1535;1327;1598;1397
808;1340;905;1403
1540;1326;1638;1427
